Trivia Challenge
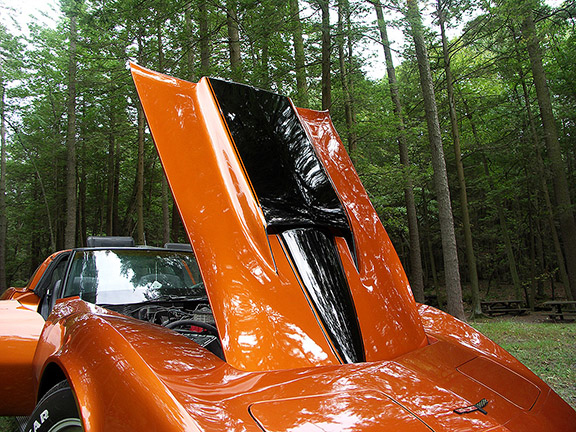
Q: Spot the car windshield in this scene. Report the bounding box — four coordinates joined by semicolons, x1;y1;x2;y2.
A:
62;249;205;305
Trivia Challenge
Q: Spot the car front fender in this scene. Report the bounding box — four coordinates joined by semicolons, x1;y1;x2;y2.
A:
33;300;204;431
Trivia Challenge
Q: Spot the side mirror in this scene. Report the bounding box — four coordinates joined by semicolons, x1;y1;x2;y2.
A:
1;287;41;311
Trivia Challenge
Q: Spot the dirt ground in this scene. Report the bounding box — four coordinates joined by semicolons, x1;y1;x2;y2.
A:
475;311;573;323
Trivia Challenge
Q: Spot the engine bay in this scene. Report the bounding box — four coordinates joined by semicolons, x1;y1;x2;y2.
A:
106;300;224;359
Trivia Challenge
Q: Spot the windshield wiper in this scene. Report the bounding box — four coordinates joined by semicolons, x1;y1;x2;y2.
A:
150;294;207;302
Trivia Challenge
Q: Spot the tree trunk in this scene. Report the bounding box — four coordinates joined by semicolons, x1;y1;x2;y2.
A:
78;100;87;247
136;34;146;245
162;176;170;244
136;101;145;245
528;193;537;309
318;0;331;110
199;0;210;76
113;137;120;235
437;1;481;317
422;189;442;308
171;203;181;243
64;7;78;249
289;0;309;106
522;10;576;300
482;155;523;300
185;4;195;81
519;70;572;300
156;23;171;244
337;0;357;155
405;0;465;320
373;0;425;303
106;107;116;236
227;0;242;81
0;86;7;292
78;142;87;247
459;92;524;301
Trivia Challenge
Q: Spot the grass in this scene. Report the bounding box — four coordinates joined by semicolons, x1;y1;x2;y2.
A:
1;320;574;431
0;417;17;432
472;319;576;409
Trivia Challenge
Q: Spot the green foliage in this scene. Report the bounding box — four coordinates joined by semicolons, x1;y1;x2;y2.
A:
0;0;575;305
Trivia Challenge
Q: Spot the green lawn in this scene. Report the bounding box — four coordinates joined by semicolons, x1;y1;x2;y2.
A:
0;417;17;432
1;320;574;431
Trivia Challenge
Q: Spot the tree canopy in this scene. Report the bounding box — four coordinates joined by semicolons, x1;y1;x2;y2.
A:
1;0;575;317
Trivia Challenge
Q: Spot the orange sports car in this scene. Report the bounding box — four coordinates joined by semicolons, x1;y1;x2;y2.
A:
1;64;575;431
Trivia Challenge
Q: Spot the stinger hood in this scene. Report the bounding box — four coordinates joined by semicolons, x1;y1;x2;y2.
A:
130;64;427;372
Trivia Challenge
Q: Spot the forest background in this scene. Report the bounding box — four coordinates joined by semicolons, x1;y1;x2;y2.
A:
1;0;575;320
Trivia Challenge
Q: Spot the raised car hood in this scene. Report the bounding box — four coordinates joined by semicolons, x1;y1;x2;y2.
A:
131;64;427;372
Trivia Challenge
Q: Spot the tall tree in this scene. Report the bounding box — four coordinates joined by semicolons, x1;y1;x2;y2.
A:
337;0;357;154
520;2;576;300
405;0;465;320
64;0;80;249
317;0;332;110
290;0;309;106
199;0;211;76
136;31;146;244
157;20;171;244
227;0;242;81
518;70;572;301
0;24;17;291
436;0;481;316
106;101;117;236
372;0;425;303
0;86;6;292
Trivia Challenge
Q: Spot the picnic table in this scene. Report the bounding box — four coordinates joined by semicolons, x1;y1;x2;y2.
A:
539;300;576;321
480;300;528;316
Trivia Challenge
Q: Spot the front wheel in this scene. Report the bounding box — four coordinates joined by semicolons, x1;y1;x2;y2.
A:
24;381;83;432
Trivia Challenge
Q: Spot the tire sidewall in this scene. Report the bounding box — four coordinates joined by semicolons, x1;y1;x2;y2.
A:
24;381;82;432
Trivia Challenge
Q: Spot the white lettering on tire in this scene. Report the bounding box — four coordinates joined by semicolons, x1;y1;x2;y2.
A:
28;409;49;432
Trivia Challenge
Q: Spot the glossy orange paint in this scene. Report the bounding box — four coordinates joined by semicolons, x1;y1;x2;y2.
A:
131;63;428;371
0;252;67;414
30;298;575;431
125;64;576;431
2;66;575;431
0;250;67;310
249;390;433;431
131;64;341;371
297;107;428;361
0;301;45;415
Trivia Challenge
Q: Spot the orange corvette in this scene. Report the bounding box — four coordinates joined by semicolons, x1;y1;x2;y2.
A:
1;64;574;431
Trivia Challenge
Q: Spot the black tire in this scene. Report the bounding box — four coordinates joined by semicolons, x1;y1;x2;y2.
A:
24;381;83;432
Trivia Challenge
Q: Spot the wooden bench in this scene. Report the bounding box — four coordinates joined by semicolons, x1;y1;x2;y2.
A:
539;301;576;322
481;300;528;316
